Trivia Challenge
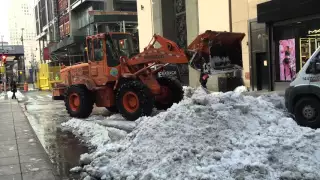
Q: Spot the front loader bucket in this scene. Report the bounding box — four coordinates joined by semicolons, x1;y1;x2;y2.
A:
188;30;245;51
188;30;245;76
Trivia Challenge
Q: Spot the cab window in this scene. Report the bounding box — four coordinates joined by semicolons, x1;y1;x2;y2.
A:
106;36;120;67
307;52;320;74
86;39;93;61
94;39;104;61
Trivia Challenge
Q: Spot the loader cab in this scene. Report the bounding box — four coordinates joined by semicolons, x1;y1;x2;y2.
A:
86;32;137;85
109;33;138;58
86;33;121;85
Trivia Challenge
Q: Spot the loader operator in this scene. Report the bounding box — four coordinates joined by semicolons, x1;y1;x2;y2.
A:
198;38;211;89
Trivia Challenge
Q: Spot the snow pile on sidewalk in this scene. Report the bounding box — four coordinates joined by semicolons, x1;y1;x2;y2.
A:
0;90;25;100
63;88;320;180
7;90;25;100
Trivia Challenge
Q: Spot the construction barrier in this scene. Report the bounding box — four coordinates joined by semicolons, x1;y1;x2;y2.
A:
37;63;62;91
48;65;62;90
38;64;50;90
0;66;5;74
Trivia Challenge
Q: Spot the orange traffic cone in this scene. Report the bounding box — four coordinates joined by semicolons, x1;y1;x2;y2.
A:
24;82;28;92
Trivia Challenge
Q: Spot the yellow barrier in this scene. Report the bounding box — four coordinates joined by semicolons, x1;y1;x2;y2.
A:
38;63;62;90
39;64;50;90
0;66;4;74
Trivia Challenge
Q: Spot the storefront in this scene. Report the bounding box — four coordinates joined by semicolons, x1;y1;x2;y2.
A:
254;0;320;91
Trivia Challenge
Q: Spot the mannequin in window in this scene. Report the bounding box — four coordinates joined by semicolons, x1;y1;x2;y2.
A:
283;46;292;81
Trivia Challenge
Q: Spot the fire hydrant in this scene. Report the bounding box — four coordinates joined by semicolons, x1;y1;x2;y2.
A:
24;82;28;92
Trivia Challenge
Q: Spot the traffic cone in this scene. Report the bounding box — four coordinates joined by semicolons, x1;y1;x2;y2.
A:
24;82;28;92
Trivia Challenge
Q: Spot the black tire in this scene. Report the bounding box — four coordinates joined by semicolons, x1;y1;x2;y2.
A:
294;97;320;129
155;77;184;110
65;85;93;118
116;80;154;121
106;106;119;113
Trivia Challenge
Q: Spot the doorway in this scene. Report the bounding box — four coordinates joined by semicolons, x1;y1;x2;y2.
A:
256;53;269;90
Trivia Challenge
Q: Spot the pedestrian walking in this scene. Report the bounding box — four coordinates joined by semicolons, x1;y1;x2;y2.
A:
11;81;17;99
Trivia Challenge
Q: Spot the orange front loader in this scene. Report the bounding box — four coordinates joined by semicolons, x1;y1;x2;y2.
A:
53;30;245;121
53;32;188;121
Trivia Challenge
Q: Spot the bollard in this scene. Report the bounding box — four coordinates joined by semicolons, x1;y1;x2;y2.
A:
24;82;28;92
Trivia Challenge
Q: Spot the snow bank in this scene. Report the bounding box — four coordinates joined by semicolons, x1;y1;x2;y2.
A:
0;90;25;100
63;88;320;180
61;118;127;149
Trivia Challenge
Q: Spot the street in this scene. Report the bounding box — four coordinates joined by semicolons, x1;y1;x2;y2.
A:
18;91;92;179
18;90;138;179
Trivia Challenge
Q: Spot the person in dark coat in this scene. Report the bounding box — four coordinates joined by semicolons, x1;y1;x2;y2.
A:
11;81;17;99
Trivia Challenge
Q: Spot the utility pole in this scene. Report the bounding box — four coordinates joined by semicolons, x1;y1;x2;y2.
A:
21;28;26;83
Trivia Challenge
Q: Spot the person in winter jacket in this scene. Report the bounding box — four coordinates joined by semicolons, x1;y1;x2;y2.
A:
11;81;17;99
199;52;211;89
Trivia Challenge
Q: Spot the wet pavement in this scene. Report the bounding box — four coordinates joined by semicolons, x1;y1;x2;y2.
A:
0;99;57;180
18;91;111;180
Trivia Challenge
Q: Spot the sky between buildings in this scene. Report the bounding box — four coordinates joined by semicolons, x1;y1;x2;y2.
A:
0;0;9;42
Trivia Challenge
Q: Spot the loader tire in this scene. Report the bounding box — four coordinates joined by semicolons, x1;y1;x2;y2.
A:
155;77;184;110
116;80;154;121
65;85;93;118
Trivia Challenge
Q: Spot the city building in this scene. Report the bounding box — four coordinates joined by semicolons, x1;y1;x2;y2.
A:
255;0;320;91
8;0;40;80
34;0;138;66
34;0;60;63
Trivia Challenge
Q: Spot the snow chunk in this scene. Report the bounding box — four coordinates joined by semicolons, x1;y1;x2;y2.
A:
234;85;248;93
70;166;83;173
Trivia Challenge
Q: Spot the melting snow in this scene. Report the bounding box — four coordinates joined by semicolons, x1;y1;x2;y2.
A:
62;87;320;180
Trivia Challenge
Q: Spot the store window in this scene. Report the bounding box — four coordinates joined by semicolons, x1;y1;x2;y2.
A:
274;18;320;82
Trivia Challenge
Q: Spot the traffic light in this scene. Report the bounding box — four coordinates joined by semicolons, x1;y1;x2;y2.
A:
2;55;6;64
119;40;124;48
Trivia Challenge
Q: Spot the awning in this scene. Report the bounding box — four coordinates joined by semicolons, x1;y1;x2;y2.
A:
257;0;320;23
49;36;85;53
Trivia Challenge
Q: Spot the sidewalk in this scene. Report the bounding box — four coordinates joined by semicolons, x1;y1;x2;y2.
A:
0;99;58;180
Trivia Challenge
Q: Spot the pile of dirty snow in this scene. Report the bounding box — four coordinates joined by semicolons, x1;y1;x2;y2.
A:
62;88;320;180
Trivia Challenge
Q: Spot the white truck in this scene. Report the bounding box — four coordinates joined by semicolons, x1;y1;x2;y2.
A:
285;47;320;128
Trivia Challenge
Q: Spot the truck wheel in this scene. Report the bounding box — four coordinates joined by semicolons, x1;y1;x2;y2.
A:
155;77;184;110
65;85;93;118
294;97;320;128
116;81;154;121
